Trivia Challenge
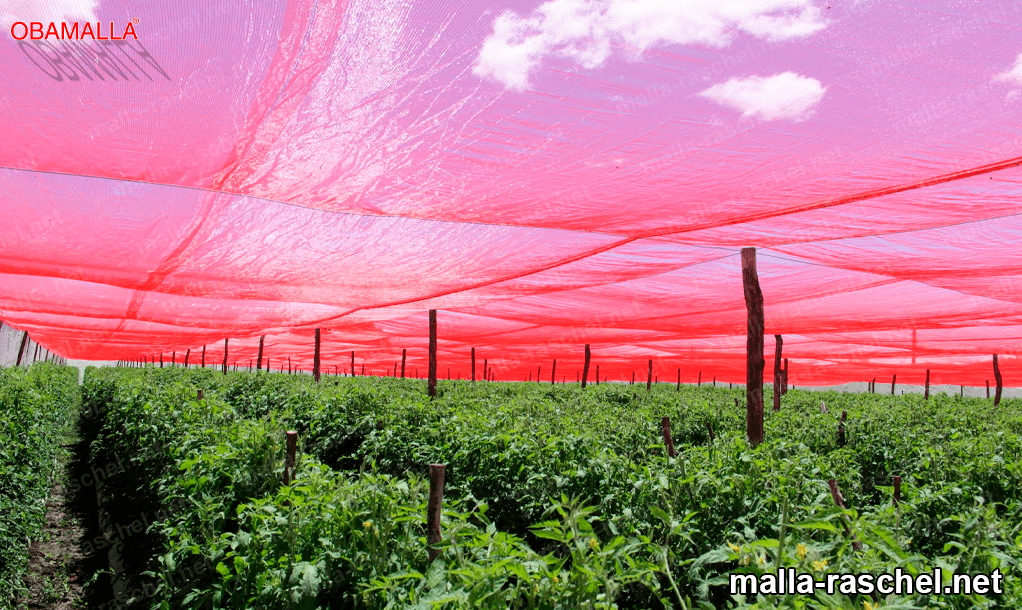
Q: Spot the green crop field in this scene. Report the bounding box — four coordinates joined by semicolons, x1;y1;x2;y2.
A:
0;364;80;606
6;364;1004;610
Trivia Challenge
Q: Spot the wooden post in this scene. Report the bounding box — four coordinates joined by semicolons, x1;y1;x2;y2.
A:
993;354;1003;407
631;371;634;385
773;335;783;411
257;335;265;371
288;357;292;374
827;479;862;551
892;476;901;506
314;329;322;383
551;359;556;384
15;331;28;366
661;416;676;458
782;358;789;394
428;310;438;398
924;369;930;400
401;348;407;378
470;348;476;381
172;351;176;366
741;247;765;447
647;359;653;391
351;351;355;376
160;353;163;368
891;374;896;395
677;368;681;391
838;411;847;447
201;345;206;367
184;349;190;368
536;365;540;383
222;339;228;375
284;430;298;485
596;365;600;385
581;344;591;388
427;464;445;563
986;379;990;399
871;377;875;393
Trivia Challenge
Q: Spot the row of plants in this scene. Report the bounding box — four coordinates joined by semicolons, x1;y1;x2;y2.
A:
82;367;682;609
0;363;80;609
82;366;1022;608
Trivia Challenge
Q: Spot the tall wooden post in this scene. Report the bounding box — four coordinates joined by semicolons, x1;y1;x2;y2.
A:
15;331;29;366
581;344;591;388
221;339;228;375
160;353;163;368
677;368;681;391
536;365;540;383
924;369;930;400
351;351;355;376
427;464;445;563
313;328;322;382
993;354;1003;407
428;310;438;398
698;371;701;386
891;374;896;395
773;335;783;411
782;358;789;394
183;349;189;368
742;247;765;447
661;416;676;458
284;431;298;485
828;479;862;551
471;348;476;381
551;359;556;384
986;379;990;399
257;335;265;371
647;359;653;391
401;348;407;378
201;345;206;367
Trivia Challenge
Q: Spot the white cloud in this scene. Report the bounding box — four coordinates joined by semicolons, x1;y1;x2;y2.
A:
0;0;98;27
993;53;1022;86
473;0;827;90
699;72;825;121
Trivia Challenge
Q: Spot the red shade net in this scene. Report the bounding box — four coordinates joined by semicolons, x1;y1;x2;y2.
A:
1;0;1022;385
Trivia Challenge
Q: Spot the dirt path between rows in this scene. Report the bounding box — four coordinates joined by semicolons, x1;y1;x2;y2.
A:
15;455;86;609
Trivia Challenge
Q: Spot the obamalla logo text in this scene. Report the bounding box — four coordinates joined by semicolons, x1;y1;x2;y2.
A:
11;19;139;41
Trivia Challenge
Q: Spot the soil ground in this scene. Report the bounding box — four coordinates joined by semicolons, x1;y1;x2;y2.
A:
14;446;86;610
